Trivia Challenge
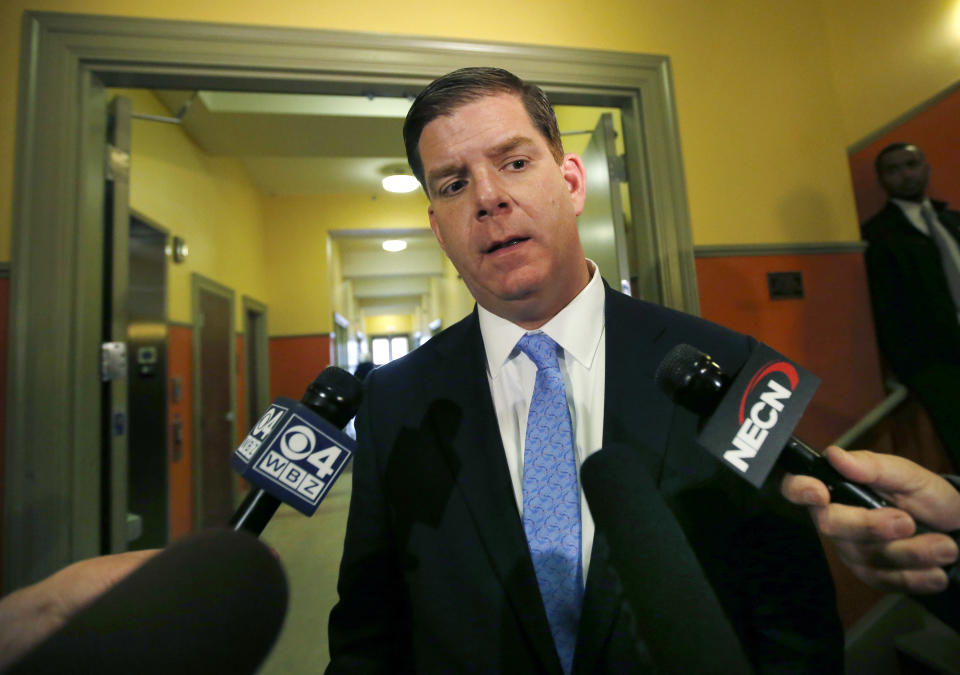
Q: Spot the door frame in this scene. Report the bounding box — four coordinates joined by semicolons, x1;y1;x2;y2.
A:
7;10;696;590
242;295;270;425
191;273;237;530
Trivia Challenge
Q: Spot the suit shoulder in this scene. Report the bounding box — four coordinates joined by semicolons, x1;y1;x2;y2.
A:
606;289;755;370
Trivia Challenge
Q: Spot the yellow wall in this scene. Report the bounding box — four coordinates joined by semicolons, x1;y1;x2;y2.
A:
4;1;960;259
261;192;430;334
121;88;269;330
818;0;960;145
365;314;413;335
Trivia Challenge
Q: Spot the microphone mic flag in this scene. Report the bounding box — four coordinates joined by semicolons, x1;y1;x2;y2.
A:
230;367;362;534
657;342;820;489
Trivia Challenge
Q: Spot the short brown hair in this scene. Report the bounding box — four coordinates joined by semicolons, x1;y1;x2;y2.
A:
403;67;564;193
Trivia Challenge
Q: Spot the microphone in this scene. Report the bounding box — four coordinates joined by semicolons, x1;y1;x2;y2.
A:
656;342;893;507
5;529;287;675
229;367;362;535
581;444;752;674
655;343;960;588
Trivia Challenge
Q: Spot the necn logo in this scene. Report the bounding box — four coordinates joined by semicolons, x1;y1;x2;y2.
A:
724;361;798;472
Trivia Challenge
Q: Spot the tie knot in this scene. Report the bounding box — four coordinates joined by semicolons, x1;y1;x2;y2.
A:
517;333;561;371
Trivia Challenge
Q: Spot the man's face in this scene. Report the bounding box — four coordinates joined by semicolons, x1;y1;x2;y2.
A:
419;93;589;328
877;146;930;202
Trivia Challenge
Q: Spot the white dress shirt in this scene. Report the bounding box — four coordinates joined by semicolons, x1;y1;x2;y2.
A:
478;262;606;581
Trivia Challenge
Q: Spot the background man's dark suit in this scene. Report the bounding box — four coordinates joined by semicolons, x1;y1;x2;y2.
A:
327;286;843;674
863;200;960;467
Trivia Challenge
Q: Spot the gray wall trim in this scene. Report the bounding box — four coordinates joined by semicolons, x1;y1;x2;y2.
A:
168;319;193;328
848;79;960;155
0;263;10;279
6;10;695;590
269;333;337;340
694;241;867;258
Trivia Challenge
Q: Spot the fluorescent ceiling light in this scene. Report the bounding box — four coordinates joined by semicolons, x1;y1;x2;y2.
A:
382;239;407;252
381;175;420;193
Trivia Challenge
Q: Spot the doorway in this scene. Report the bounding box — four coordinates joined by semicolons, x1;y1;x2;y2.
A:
192;274;237;529
7;11;695;589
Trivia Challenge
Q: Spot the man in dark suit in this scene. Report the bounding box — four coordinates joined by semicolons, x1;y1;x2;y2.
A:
326;67;843;673
862;143;960;470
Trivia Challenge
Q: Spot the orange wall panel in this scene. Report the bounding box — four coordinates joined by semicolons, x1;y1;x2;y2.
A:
269;335;333;401
849;88;960;224
696;252;886;448
696;251;890;627
167;324;194;541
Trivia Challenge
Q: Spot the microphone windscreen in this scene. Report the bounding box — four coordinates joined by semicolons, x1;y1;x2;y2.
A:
7;529;288;675
581;444;752;674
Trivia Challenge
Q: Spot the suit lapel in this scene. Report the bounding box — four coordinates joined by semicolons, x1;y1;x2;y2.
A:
429;311;563;674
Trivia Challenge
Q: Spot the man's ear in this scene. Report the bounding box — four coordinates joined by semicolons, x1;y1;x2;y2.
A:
561;153;587;216
428;206;446;252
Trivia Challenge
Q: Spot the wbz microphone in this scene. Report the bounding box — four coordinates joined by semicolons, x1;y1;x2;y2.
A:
229;367;362;535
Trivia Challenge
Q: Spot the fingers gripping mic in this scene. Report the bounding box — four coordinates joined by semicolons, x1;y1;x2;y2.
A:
6;529;287;675
230;367;362;535
581;445;752;674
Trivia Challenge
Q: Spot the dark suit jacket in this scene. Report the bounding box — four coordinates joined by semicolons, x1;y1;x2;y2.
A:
327;287;843;674
863;200;960;383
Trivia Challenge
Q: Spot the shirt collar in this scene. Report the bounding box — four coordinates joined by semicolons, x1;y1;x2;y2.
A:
479;260;606;379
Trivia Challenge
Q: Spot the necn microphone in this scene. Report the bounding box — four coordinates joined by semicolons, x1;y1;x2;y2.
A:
229;367;362;535
656;342;895;506
655;343;960;584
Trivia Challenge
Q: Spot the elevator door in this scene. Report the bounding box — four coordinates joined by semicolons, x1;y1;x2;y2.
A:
127;216;169;548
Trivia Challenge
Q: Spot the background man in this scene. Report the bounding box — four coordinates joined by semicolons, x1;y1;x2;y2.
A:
863;143;960;470
326;67;843;674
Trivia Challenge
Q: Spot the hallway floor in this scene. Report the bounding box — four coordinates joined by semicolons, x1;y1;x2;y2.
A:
258;475;351;673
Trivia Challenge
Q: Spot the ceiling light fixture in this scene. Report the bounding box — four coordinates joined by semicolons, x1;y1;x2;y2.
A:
382;239;407;252
381;174;420;193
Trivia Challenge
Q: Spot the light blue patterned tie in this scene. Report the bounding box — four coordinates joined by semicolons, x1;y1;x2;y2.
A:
517;332;582;674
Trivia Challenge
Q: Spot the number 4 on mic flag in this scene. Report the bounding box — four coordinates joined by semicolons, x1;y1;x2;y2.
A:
697;343;819;488
232;396;356;516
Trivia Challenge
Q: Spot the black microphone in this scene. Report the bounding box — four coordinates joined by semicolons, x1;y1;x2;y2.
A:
6;529;287;675
229;367;362;535
655;343;890;508
581;444;753;674
655;343;960;588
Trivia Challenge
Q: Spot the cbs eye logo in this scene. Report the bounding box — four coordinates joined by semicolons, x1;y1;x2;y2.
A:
279;425;317;461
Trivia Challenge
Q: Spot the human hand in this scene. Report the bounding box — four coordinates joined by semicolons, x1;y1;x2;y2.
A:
0;549;157;671
781;446;960;594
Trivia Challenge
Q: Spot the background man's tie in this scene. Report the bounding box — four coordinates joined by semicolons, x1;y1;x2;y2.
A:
922;204;960;310
517;332;583;674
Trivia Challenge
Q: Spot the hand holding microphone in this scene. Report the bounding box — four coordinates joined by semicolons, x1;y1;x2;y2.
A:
781;446;960;595
657;342;960;629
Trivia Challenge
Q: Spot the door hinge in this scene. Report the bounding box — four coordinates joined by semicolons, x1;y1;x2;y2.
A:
101;341;128;381
105;144;130;182
610;154;628;183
